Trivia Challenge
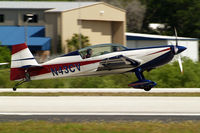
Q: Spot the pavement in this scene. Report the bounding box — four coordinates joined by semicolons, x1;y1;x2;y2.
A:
1;89;200;122
1;96;199;115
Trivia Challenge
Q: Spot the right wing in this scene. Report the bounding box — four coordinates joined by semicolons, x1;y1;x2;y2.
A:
97;55;141;71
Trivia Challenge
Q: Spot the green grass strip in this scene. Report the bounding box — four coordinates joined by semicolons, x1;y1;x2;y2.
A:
0;121;200;133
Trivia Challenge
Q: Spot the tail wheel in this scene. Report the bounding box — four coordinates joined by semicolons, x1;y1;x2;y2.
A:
13;87;17;91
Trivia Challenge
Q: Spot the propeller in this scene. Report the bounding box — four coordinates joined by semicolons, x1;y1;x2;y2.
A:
174;27;178;47
174;27;184;74
178;55;183;73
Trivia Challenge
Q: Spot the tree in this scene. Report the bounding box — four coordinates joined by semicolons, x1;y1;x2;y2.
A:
0;46;10;63
124;0;146;32
0;46;10;68
142;0;200;38
66;33;91;52
101;0;146;32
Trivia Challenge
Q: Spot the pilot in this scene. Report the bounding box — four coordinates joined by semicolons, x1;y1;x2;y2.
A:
113;46;120;52
86;48;92;58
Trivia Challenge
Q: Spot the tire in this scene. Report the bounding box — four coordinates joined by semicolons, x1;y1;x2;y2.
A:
13;87;17;91
144;87;151;91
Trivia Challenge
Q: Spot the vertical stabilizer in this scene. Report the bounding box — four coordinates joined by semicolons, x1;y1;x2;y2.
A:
10;43;39;80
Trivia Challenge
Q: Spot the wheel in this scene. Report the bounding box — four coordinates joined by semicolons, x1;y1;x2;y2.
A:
144;87;151;91
13;87;17;91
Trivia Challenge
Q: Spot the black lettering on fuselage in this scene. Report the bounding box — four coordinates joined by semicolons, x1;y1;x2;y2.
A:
69;64;75;72
50;63;81;76
51;68;58;76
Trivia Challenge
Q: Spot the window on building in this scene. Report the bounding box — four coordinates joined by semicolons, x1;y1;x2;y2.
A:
0;14;4;23
23;14;38;23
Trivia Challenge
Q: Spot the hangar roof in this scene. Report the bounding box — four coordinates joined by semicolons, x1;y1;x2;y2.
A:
0;1;100;12
126;32;199;41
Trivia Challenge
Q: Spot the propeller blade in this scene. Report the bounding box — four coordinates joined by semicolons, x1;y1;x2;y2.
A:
174;27;178;46
178;55;183;73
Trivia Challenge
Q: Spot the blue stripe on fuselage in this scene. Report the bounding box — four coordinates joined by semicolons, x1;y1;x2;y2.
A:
12;58;35;61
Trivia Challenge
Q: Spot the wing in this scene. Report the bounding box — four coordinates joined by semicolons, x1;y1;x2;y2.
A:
0;63;8;66
97;55;140;71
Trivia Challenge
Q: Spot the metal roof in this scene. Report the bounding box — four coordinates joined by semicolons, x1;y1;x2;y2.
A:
0;1;100;12
126;32;199;41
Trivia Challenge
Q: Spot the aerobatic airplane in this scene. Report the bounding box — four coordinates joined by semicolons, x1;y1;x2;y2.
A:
10;37;186;91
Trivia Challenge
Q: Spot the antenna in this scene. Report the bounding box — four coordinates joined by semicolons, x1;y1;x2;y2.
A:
78;0;82;49
24;17;32;44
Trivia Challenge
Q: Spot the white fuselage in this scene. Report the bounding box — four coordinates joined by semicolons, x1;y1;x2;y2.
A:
30;46;172;80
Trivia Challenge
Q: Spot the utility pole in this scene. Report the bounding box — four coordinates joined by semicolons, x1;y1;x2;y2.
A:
78;0;82;49
24;17;32;44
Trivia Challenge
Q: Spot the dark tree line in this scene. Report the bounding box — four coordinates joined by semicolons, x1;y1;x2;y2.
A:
142;0;200;38
79;0;199;38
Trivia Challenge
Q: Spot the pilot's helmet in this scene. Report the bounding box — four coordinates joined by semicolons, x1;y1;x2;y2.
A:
87;48;92;54
113;46;120;52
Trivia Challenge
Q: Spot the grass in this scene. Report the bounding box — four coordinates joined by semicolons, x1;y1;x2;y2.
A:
0;121;200;133
1;92;200;96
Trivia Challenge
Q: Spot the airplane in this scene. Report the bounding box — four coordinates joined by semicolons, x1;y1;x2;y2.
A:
10;28;186;92
10;40;186;91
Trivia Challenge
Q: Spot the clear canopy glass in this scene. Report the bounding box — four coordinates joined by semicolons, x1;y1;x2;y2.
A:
79;44;126;59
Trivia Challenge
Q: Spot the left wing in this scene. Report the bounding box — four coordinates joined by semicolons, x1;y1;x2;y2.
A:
0;63;8;65
97;55;140;71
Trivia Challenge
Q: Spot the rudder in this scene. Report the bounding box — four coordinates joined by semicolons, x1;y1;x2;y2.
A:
10;43;39;80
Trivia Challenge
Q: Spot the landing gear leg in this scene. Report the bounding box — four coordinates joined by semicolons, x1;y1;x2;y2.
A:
13;79;26;91
13;70;30;91
134;68;145;81
128;68;156;91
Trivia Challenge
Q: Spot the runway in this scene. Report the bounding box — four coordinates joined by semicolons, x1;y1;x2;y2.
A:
0;96;200;121
1;115;200;122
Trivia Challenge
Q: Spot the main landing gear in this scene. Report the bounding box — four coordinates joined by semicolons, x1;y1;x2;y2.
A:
13;70;30;91
128;68;157;91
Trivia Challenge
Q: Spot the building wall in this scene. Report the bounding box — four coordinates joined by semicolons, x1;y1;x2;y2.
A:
61;3;126;53
167;40;199;62
45;12;61;54
127;40;168;48
0;9;45;26
81;20;112;45
112;21;125;45
0;2;126;54
127;39;199;62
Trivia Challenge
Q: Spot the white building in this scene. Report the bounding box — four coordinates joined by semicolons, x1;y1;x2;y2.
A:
126;32;199;62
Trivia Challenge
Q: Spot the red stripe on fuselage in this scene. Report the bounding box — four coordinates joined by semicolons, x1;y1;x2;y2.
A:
147;48;171;56
128;82;149;87
12;43;28;55
10;60;101;80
